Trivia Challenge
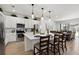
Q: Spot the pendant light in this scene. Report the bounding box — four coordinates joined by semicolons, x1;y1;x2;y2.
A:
32;4;34;20
48;10;51;22
41;8;44;20
11;5;17;17
12;5;16;12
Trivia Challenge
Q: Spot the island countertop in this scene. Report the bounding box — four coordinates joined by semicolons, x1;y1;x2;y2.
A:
24;32;39;40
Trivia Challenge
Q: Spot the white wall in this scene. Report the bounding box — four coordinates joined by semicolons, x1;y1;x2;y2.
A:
55;18;79;32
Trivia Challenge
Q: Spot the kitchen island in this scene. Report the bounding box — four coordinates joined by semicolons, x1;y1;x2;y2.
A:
24;32;54;51
24;32;39;51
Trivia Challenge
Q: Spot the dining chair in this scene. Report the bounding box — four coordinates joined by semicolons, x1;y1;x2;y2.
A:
33;35;50;55
71;32;75;40
63;31;71;41
67;32;72;41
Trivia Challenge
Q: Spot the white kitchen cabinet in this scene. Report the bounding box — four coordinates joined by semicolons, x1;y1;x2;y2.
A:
5;29;16;45
4;16;26;45
20;18;25;24
4;15;39;45
5;16;25;28
24;19;35;28
16;17;25;24
24;19;29;28
5;16;17;28
24;19;28;28
4;16;17;45
28;19;33;28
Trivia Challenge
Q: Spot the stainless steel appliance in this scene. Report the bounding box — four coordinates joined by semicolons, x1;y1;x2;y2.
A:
0;12;5;55
16;23;25;41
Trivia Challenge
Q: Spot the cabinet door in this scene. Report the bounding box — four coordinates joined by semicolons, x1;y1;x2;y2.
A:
5;29;16;45
16;18;25;24
28;20;33;28
19;18;25;24
25;19;29;28
25;19;34;28
5;16;16;28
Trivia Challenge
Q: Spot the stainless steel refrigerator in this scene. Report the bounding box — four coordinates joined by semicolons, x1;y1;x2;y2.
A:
0;12;5;55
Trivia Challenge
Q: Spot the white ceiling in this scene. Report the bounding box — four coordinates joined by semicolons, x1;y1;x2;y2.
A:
0;4;79;21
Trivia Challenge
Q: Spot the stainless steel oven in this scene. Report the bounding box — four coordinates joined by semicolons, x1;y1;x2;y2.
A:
16;23;25;41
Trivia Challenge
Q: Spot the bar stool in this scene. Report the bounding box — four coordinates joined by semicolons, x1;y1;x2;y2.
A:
33;35;50;55
49;33;60;55
59;33;67;53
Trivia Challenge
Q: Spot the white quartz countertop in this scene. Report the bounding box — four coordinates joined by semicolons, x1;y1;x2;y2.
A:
24;32;40;40
24;32;54;40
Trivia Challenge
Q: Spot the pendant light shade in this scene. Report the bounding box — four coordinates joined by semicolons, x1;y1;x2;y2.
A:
41;17;44;20
32;4;34;20
12;5;16;12
32;14;34;19
48;10;51;21
41;8;44;20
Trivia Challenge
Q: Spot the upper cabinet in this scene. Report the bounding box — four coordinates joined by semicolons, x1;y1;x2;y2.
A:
24;19;33;28
5;16;25;28
24;19;39;28
16;17;25;24
5;16;17;28
4;15;39;28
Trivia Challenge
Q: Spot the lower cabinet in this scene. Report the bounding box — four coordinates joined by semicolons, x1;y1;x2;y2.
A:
5;32;16;45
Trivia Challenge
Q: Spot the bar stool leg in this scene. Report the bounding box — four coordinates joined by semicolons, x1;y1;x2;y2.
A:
65;41;67;51
62;42;64;53
33;46;36;55
54;45;56;55
58;44;61;55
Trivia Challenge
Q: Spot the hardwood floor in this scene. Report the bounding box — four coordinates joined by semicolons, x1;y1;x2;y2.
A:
0;41;5;55
5;36;79;55
5;41;33;55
